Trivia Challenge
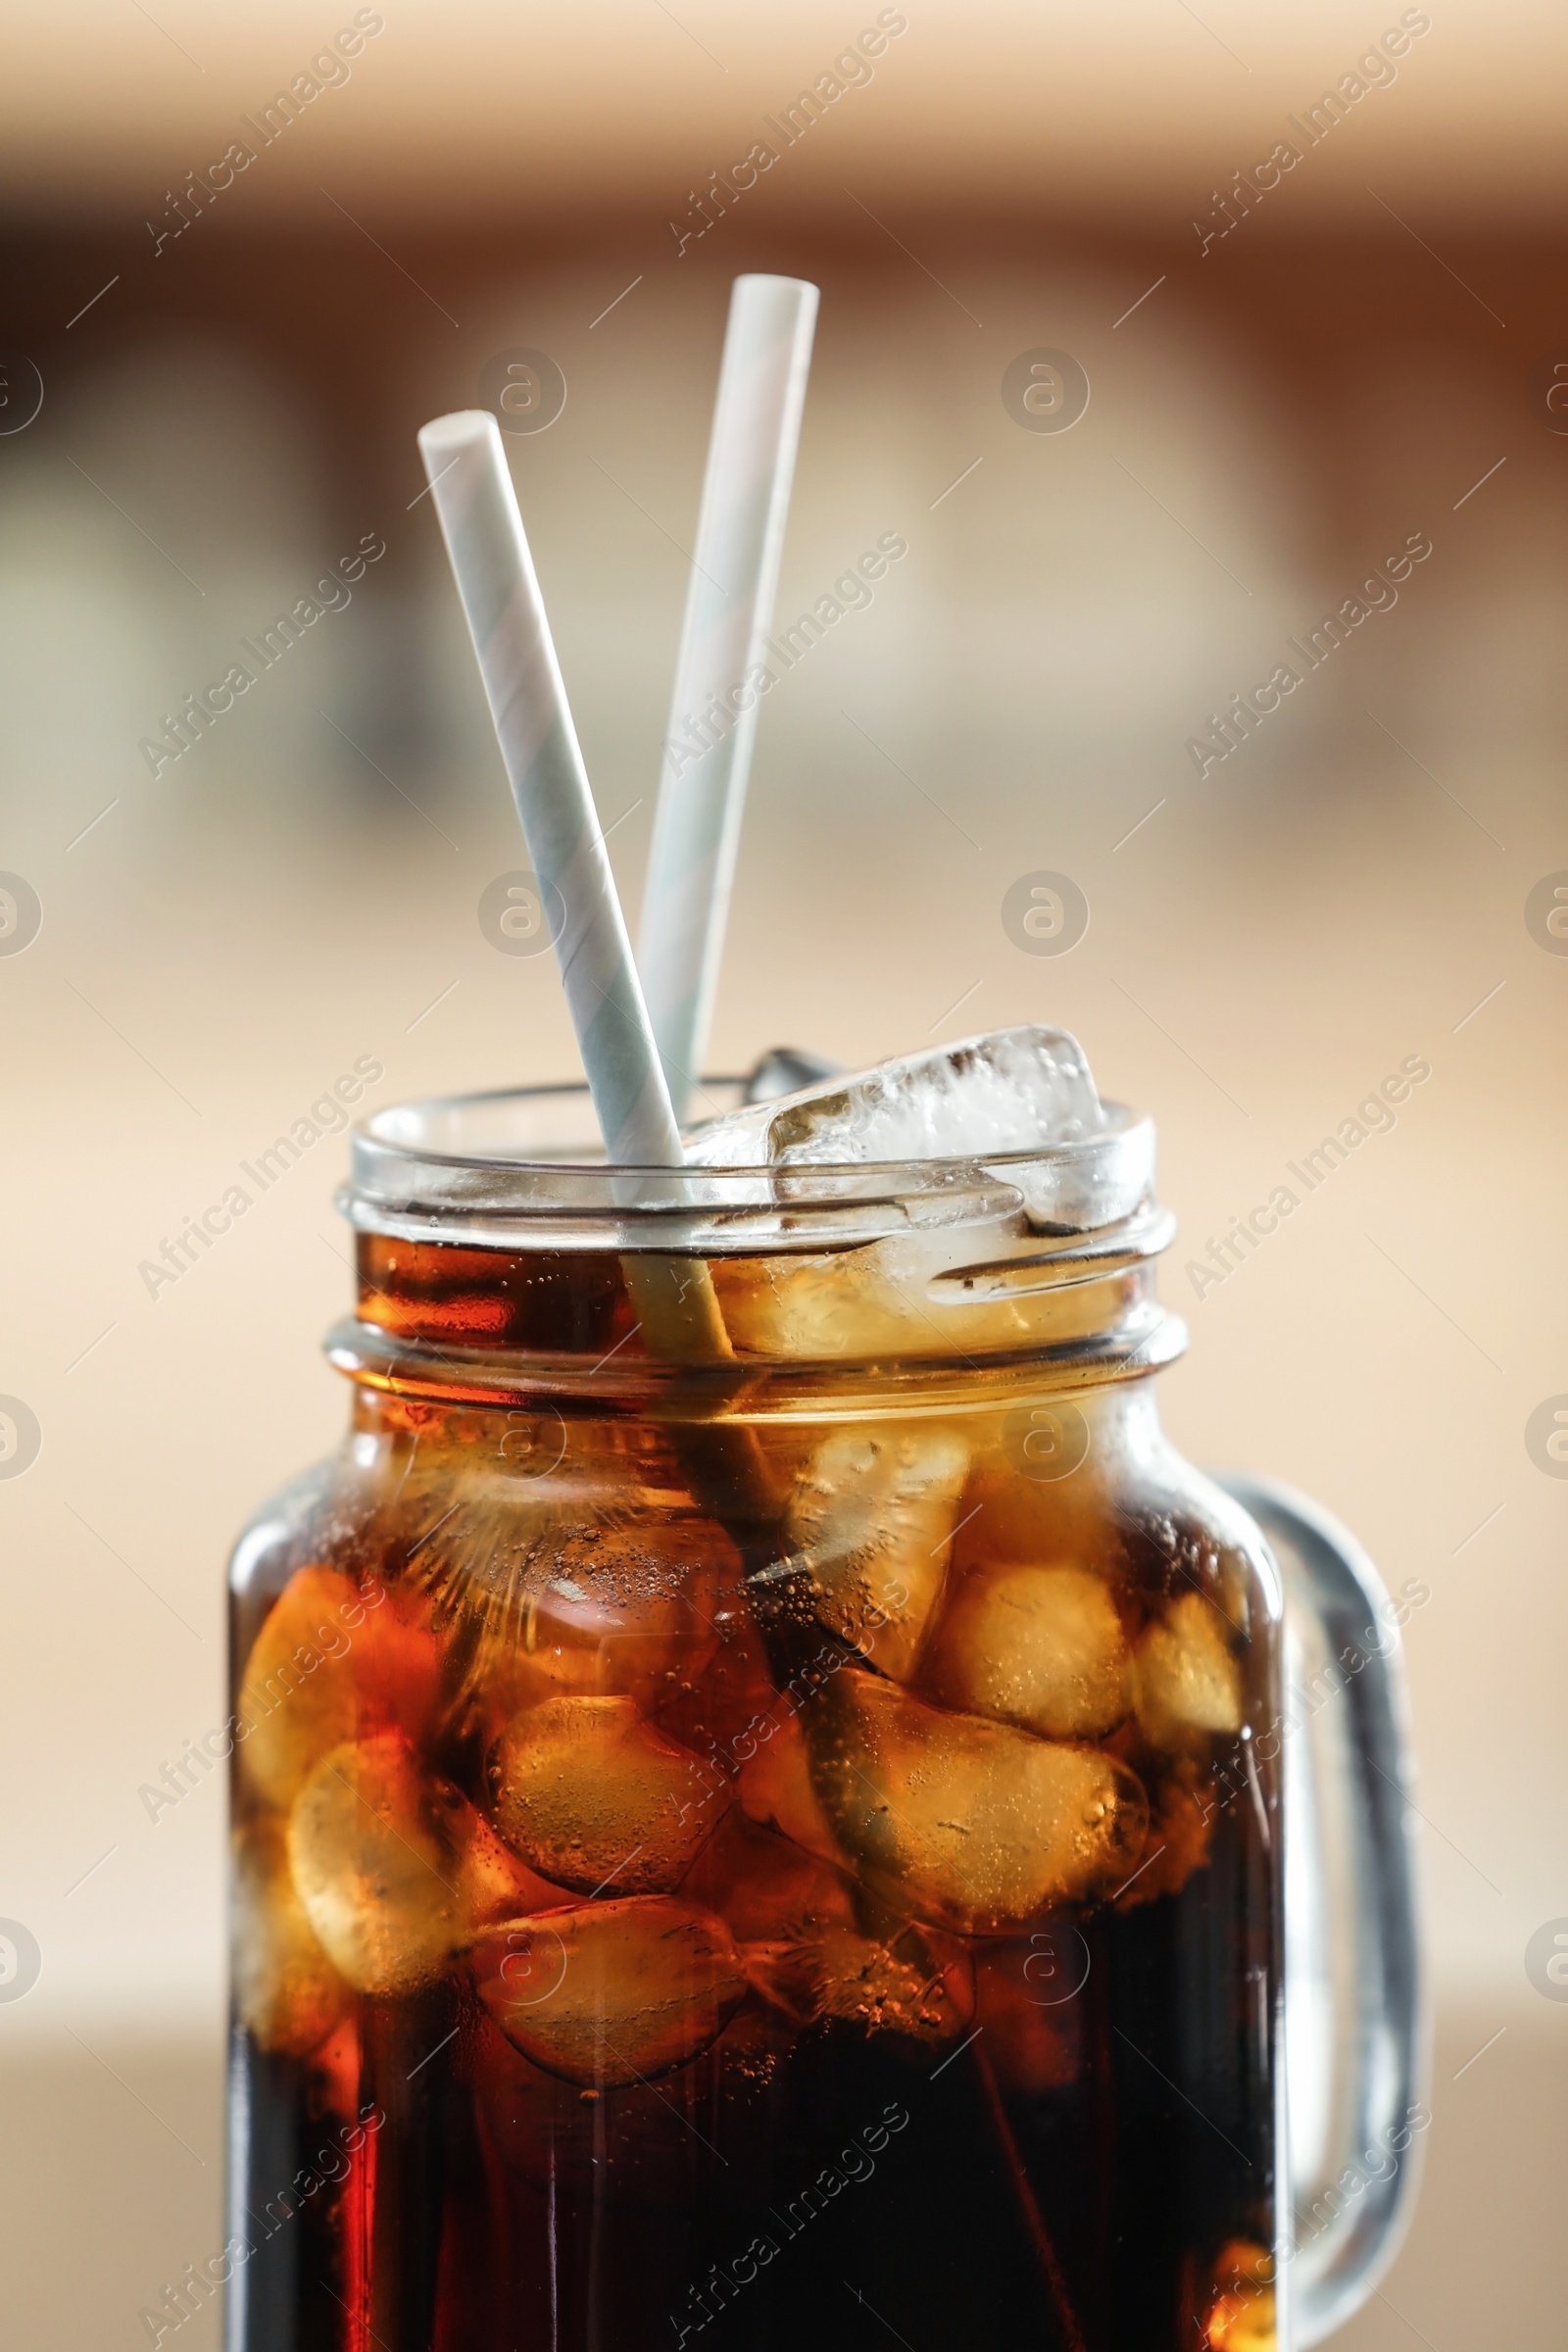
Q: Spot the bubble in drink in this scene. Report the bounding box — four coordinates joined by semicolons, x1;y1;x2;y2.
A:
232;1820;347;2058
1134;1592;1243;1752
238;1564;442;1808
472;1897;748;2086
685;1024;1104;1165
787;1424;970;1678
805;1669;1148;1934
926;1561;1130;1738
288;1729;520;1995
489;1693;726;1895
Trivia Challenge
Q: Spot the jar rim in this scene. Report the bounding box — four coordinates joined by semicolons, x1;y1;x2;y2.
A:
344;1082;1158;1251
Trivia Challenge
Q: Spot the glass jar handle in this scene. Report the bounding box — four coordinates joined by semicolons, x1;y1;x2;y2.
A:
1216;1474;1427;2347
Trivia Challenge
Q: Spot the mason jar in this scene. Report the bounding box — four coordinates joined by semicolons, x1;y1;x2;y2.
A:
224;1083;1417;2352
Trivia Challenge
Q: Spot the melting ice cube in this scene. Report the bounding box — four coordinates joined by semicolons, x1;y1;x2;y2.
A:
472;1526;724;1736
232;1818;347;2058
488;1693;727;1896
471;1897;748;2086
1133;1593;1243;1752
925;1562;1131;1739
734;1706;846;1867
238;1564;442;1809
743;1919;974;2042
685;1026;1103;1166
287;1729;547;1995
803;1669;1148;1935
785;1424;970;1679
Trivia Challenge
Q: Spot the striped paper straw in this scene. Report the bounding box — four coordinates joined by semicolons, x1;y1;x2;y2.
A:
419;409;684;1168
638;275;818;1120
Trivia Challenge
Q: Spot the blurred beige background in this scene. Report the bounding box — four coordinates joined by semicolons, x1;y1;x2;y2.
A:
2;1;1565;2343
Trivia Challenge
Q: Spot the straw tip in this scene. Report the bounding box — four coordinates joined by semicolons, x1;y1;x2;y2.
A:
417;409;502;461
734;273;820;306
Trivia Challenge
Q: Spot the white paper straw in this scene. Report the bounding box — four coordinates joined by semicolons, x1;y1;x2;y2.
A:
418;409;685;1169
638;275;818;1119
418;410;740;1365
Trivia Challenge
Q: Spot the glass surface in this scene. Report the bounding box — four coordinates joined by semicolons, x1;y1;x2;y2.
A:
226;1088;1283;2352
1223;1477;1426;2346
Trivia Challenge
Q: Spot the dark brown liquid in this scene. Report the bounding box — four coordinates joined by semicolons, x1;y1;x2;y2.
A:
227;1241;1280;2352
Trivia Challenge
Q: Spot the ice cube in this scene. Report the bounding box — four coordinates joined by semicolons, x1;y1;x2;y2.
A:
953;1447;1116;1573
471;1897;748;2087
461;1804;564;1927
925;1562;1130;1738
680;1809;974;2039
238;1565;442;1808
232;1818;347;2057
1133;1592;1243;1752
471;1526;724;1736
711;1228;1022;1360
489;1694;728;1896
685;1026;1103;1166
743;1919;974;2043
734;1706;846;1868
468;1999;759;2193
287;1729;529;1995
647;1573;782;1769
804;1669;1148;1934
785;1425;970;1678
679;1808;858;1943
